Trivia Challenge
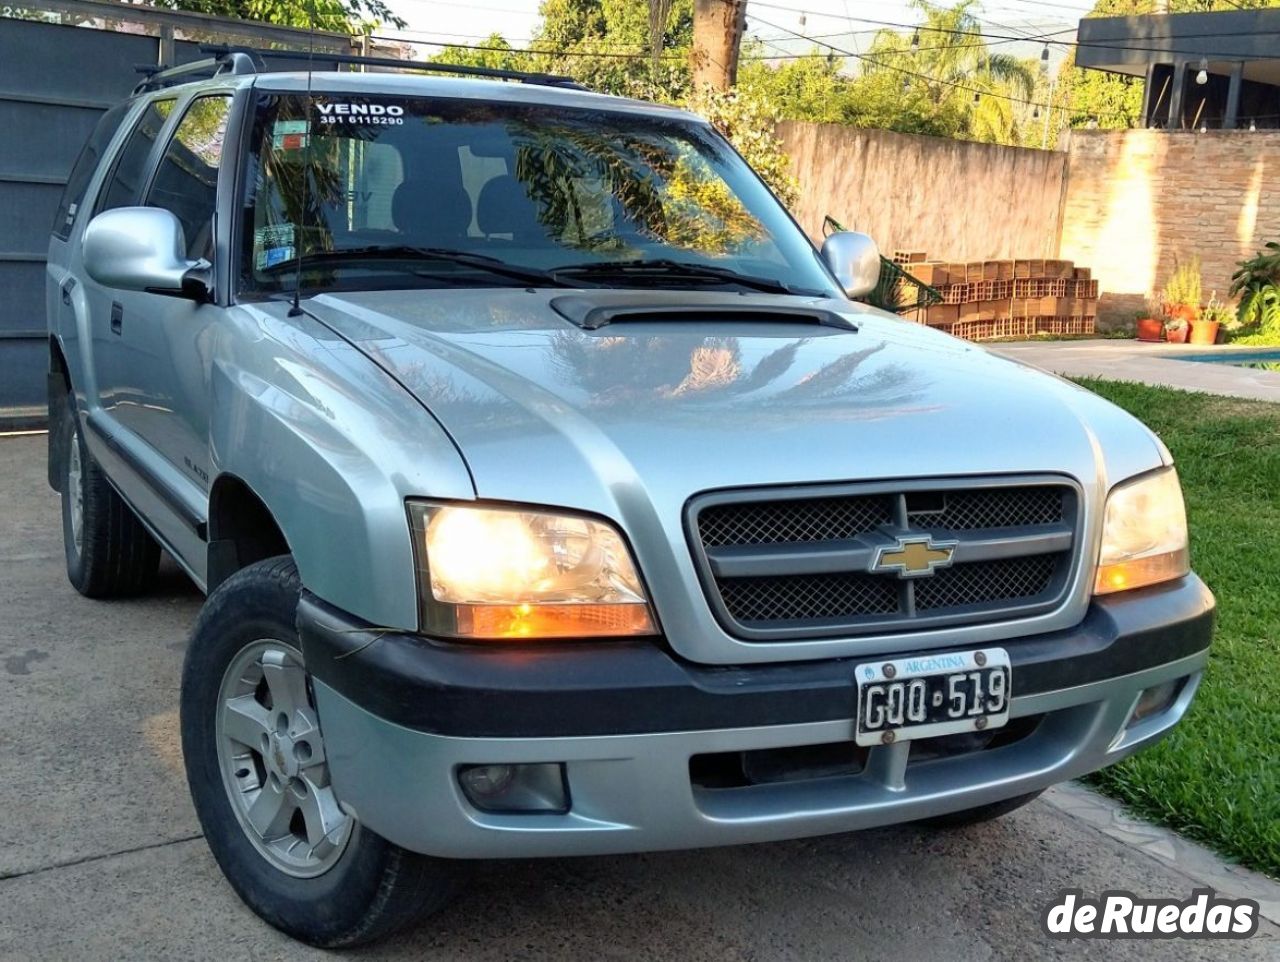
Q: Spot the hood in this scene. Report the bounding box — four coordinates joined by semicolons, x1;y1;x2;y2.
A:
303;288;1166;520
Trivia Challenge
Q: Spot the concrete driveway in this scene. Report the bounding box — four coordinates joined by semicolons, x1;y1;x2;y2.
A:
1;432;1277;961
993;340;1280;402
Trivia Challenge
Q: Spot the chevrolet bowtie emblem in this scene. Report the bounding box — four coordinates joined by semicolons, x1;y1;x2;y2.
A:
871;536;958;578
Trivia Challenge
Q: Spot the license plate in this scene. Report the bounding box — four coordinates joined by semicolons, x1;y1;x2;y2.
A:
854;649;1011;747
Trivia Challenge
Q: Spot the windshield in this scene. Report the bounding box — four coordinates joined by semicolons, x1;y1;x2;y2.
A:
239;93;839;297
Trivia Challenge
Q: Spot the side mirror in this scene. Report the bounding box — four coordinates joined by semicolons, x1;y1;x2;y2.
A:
820;230;881;299
82;207;209;300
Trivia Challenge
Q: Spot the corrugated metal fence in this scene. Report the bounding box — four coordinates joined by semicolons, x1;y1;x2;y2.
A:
0;0;351;427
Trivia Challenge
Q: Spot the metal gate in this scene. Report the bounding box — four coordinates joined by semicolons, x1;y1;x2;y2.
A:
0;0;352;427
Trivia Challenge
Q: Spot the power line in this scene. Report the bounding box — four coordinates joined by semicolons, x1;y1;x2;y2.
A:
746;0;1280;58
973;0;1094;12
749;13;1137;120
377;0;534;12
373;33;685;61
746;30;1065;58
385;0;1271;67
389;32;657;54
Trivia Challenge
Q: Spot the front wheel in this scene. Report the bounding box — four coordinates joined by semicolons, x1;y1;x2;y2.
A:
181;556;456;947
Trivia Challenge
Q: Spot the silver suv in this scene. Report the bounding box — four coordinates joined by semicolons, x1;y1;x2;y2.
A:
46;52;1214;948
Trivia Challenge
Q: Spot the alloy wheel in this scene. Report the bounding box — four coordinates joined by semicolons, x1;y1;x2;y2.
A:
66;426;84;552
214;640;354;877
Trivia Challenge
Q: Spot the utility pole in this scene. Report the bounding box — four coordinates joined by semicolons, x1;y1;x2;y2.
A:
691;0;747;91
1042;74;1056;148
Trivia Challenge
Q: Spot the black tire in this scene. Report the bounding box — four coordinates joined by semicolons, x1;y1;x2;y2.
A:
919;789;1044;829
181;556;455;948
59;394;160;598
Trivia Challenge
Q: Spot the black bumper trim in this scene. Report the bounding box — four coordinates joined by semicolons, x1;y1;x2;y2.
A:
298;576;1214;739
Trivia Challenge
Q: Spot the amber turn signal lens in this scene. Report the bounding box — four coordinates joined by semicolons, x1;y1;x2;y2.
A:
454;602;656;639
1094;547;1190;596
1093;468;1190;596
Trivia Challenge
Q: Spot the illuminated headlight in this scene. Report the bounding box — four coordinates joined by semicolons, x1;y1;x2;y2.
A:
407;502;657;640
1094;467;1190;595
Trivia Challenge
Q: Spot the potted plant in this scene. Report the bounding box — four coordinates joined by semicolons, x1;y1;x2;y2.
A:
1162;256;1203;325
1135;302;1165;342
1164;315;1190;344
1191;292;1230;345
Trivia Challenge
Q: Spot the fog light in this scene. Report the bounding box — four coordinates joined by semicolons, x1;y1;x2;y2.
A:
1127;680;1183;727
457;763;569;813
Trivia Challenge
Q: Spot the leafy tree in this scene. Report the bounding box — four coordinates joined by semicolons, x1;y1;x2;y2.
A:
860;0;1037;144
688;85;799;206
1054;49;1143;133
735;3;1041;145
150;0;404;32
844;67;972;138
738;50;849;124
428;34;525;72
527;0;693;98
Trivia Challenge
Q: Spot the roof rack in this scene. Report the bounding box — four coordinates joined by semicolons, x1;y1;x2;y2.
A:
132;51;260;94
198;43;586;90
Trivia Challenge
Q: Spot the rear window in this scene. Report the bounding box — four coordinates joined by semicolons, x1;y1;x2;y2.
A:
52;101;131;240
94;98;175;216
145;95;234;260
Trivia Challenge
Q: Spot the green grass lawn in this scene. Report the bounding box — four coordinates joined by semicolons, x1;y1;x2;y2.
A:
1075;379;1280;878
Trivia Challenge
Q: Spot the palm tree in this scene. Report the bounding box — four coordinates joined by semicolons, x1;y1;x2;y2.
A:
864;0;1037;145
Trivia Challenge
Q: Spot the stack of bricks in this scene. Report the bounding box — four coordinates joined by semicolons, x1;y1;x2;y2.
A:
892;252;1099;341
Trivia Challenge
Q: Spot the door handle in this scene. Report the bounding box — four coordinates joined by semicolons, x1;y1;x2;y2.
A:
60;277;76;306
110;301;123;336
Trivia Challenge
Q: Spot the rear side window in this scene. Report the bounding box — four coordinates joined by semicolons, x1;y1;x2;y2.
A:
145;95;234;260
94;98;175;215
52;101;131;240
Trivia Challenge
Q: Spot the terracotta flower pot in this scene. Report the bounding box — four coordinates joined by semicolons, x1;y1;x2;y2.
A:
1136;317;1164;342
1170;303;1198;322
1189;320;1220;345
1165;325;1190;344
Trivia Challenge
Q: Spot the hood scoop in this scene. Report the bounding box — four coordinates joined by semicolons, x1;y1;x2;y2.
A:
549;291;858;333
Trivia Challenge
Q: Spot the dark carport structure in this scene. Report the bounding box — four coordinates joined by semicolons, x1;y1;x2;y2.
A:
1077;8;1280;130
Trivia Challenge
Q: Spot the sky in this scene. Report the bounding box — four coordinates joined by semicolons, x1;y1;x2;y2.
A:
378;0;1097;67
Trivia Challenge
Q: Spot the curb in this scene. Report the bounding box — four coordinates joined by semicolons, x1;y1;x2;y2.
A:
1044;782;1280;927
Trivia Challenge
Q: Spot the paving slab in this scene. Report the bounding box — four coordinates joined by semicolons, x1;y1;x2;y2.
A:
1;433;1277;961
993;340;1280;402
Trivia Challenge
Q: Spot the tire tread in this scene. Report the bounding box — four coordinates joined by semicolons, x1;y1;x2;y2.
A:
182;556;454;949
62;399;160;598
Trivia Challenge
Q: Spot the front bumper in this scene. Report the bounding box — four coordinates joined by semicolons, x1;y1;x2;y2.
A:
302;576;1214;859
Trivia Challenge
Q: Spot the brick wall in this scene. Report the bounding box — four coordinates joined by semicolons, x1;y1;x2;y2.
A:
1059;129;1280;325
781;123;1280;330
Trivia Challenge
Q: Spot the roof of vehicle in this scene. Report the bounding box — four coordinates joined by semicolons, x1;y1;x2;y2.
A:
153;68;705;123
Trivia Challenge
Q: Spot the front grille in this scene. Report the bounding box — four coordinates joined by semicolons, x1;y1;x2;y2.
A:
914;554;1059;611
688;479;1078;641
697;495;895;547
718;572;900;623
906;487;1063;530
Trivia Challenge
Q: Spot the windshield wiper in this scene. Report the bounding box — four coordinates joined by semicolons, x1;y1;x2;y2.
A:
550;258;811;295
262;245;573;288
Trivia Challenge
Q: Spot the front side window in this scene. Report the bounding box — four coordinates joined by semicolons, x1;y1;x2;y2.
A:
95;98;175;216
53;101;131;240
145;95;234;260
240;94;837;297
